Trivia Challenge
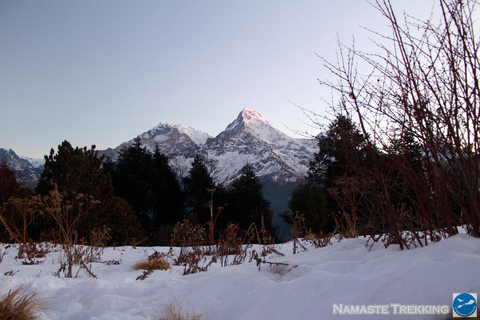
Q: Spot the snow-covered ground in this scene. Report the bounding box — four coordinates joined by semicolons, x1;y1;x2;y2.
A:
0;233;479;320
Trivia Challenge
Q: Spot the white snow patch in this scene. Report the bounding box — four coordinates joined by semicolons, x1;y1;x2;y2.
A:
171;124;211;145
0;234;478;319
19;155;45;168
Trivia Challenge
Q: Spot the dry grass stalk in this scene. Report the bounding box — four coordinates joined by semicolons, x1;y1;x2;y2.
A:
133;251;172;272
0;285;44;320
154;298;207;320
134;251;172;280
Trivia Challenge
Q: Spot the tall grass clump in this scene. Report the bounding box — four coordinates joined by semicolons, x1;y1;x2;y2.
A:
154;298;207;320
0;285;44;320
134;250;172;280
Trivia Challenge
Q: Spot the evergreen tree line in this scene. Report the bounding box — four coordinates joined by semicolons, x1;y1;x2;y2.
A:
0;138;274;246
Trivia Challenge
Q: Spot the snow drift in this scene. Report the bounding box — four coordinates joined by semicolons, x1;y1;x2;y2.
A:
0;233;478;319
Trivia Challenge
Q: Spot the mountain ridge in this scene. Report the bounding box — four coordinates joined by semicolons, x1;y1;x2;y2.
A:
2;109;317;231
99;108;316;185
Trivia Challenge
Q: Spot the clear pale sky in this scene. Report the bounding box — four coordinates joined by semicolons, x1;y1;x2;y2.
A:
1;0;435;159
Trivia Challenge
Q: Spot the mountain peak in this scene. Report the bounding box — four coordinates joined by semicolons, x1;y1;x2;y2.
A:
240;108;270;125
225;108;271;133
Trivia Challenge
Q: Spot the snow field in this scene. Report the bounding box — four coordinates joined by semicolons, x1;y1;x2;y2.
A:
0;234;478;319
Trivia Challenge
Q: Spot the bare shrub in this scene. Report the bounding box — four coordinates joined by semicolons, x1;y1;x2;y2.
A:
228;224;255;266
256;216;284;257
0;195;46;264
216;221;282;267
304;232;334;249
288;212;308;254
216;224;245;267
171;217;283;274
15;242;50;265
0;285;45;320
170;219;213;275
206;188;222;247
311;0;480;247
171;219;206;261
42;187;101;278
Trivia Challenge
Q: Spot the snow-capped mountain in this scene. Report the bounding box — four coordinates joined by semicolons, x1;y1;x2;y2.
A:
200;108;316;185
98;108;317;222
3;109;316;226
0;148;44;188
100;108;316;186
101;123;211;161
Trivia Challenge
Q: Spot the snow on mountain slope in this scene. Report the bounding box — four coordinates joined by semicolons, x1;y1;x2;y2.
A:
100;108;317;186
0;148;43;188
100;123;210;161
2;108;315;213
140;123;211;146
203;108;316;184
19;155;45;168
172;123;211;145
223;108;286;145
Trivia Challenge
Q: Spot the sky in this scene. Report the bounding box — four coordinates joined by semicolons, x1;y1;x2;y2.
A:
1;0;436;159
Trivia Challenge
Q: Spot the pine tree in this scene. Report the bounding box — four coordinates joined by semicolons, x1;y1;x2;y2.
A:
36;140;113;198
386;130;428;222
35;140;143;245
225;164;274;233
182;154;215;224
152;146;183;227
0;162;31;242
307;115;374;235
109;138;184;243
308;115;368;188
112;138;156;234
285;181;331;233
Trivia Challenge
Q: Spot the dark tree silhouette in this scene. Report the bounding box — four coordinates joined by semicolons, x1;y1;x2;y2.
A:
225;164;274;233
182;154;215;224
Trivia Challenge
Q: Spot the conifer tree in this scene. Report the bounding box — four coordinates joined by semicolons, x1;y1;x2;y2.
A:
308;115;367;188
0;162;31;242
285;181;331;233
152;146;183;227
226;164;274;233
182;154;215;224
109;138;183;243
386;131;427;222
35;140;143;245
307;115;374;235
111;138;155;233
36;140;113;198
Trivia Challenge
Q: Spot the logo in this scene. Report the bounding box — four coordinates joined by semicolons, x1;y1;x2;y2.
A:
453;293;477;317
